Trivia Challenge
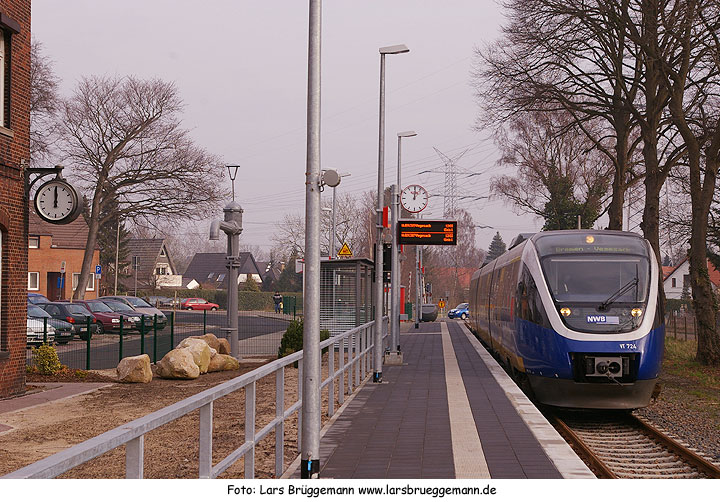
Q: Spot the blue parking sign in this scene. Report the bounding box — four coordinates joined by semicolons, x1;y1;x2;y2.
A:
95;265;102;275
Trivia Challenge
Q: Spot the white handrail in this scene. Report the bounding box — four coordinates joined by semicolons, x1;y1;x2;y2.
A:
4;318;388;479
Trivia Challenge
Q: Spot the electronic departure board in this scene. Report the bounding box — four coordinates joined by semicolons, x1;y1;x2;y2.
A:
397;220;457;245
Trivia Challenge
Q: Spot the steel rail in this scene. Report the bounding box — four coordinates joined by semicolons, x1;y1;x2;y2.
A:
551;415;617;479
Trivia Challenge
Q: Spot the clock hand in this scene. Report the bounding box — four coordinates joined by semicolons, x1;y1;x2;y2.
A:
54;186;58;208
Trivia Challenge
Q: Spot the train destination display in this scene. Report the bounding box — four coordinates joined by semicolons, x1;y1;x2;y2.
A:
397;220;457;245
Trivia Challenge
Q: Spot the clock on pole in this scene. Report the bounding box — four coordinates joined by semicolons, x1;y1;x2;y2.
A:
400;184;429;213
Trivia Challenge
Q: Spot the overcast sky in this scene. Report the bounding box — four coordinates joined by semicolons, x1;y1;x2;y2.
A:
33;0;544;254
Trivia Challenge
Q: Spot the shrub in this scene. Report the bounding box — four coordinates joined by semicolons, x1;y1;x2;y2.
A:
277;319;330;359
32;344;62;375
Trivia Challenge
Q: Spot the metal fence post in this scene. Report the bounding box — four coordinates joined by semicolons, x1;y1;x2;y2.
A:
170;311;175;348
203;309;207;335
684;316;688;341
140;315;146;355
338;336;345;406
199;402;213;479
43;317;47;345
328;340;335;418
275;367;285;478
86;317;91;370
153;314;158;364
119;315;124;362
245;381;256;479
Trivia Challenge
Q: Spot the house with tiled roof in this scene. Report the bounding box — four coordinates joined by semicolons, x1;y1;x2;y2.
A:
28;207;101;300
184;252;262;289
663;257;720;299
122;238;182;290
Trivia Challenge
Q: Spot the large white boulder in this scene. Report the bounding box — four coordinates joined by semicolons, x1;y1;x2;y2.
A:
156;348;200;380
190;333;221;352
177;338;212;374
117;354;152;383
208;353;240;373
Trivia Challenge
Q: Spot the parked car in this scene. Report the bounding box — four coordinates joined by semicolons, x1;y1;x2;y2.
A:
40;302;96;340
146;296;180;309
99;299;154;331
100;296;168;329
27;293;50;305
27;304;73;344
72;299;135;334
181;298;220;311
26;318;55;347
447;303;470;320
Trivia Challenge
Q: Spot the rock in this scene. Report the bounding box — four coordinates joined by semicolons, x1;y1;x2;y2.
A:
208;353;240;373
190;333;221;352
156;348;200;380
217;338;231;355
176;338;212;373
117;354;152;383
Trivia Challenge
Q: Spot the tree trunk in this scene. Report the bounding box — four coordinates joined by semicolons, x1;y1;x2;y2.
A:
73;187;104;300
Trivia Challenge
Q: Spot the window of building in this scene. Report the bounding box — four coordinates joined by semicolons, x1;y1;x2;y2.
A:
217;273;226;281
207;273;214;279
155;266;167;275
72;273;95;291
28;236;39;248
28;272;39;290
0;28;5;128
672;278;676;288
159;247;167;257
0;230;3;348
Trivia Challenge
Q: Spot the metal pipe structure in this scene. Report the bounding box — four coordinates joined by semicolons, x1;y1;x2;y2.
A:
391;131;416;351
331;185;337;258
301;0;322;479
374;44;409;383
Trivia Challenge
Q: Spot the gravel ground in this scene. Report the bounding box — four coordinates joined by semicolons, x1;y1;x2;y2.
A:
634;373;720;465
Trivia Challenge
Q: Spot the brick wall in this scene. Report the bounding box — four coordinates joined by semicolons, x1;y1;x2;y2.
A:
0;0;30;398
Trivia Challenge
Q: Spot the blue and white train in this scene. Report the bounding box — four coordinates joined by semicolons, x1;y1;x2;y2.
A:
469;230;664;409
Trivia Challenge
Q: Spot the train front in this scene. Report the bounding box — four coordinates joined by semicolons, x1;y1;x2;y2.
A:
524;231;664;409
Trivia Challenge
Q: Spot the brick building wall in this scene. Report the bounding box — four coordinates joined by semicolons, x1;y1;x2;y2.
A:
0;0;30;398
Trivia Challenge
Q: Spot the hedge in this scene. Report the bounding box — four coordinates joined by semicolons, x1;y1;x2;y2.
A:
138;289;302;312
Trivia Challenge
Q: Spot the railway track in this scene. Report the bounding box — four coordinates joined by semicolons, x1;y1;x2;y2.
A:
549;411;720;479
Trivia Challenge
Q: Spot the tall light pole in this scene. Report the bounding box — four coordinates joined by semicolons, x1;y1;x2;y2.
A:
374;44;409;383
391;131;416;355
301;0;322;480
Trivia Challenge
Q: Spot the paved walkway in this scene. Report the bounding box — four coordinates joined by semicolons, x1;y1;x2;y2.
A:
292;320;592;479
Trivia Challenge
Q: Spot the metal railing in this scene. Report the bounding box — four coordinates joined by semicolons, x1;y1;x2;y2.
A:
7;318;388;479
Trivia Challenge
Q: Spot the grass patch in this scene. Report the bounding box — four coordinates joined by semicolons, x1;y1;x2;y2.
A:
661;337;720;406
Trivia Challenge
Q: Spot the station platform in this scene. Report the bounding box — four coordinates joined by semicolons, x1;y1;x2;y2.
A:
289;320;594;479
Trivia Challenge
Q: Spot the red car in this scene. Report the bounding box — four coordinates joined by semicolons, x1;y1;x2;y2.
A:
181;298;220;311
73;299;135;334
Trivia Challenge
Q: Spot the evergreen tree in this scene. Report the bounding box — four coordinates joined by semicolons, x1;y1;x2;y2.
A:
274;251;302;292
243;276;261;292
486;232;507;261
662;254;672;267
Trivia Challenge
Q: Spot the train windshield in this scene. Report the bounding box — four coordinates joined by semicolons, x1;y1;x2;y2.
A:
541;256;649;304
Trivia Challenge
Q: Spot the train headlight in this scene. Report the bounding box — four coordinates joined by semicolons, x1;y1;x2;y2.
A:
560;307;572;317
631;308;643;317
585;235;595;244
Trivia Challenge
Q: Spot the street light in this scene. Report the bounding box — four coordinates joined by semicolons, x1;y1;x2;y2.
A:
374;43;409;383
391;130;417;356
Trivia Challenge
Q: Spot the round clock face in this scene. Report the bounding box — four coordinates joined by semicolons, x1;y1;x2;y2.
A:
34;178;81;224
401;184;429;213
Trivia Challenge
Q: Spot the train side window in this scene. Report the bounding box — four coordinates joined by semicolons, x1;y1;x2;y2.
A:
521;265;550;328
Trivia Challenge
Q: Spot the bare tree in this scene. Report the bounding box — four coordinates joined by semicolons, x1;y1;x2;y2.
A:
655;1;720;364
55;75;227;299
491;110;613;229
30;39;60;166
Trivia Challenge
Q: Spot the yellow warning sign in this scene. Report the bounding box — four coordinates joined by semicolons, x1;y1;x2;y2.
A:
337;242;353;258
439;300;446;309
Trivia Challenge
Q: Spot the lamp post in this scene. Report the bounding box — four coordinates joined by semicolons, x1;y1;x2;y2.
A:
374;44;409;383
391;131;417;355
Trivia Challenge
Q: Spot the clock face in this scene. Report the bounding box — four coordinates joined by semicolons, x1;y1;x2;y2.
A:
401;184;429;213
34;179;81;224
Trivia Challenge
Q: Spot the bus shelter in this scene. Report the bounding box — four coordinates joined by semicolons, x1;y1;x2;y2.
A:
320;258;374;336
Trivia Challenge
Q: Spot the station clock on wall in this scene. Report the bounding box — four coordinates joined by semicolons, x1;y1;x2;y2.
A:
33;177;82;225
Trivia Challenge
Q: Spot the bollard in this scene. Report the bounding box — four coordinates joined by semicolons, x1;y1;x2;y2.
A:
203;309;207;335
86;317;92;370
119;315;124;362
153;314;158;364
170;311;175;349
43;317;48;345
141;315;146;355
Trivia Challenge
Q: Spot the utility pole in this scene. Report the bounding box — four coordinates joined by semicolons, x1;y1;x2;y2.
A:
114;222;120;296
